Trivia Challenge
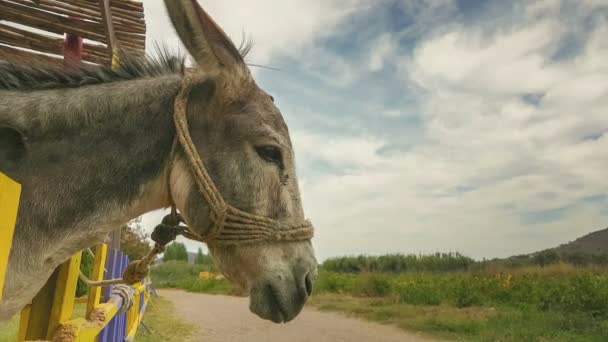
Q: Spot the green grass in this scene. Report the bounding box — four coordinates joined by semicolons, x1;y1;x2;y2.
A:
150;260;243;296
311;268;608;341
0;303;87;342
0;298;198;342
313;268;608;316
0;315;19;342
151;261;608;341
310;294;608;342
136;296;199;342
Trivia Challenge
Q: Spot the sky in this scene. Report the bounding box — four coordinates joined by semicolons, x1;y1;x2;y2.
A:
137;0;608;262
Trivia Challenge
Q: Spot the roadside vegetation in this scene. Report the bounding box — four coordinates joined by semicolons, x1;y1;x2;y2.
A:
136;296;199;342
151;247;608;341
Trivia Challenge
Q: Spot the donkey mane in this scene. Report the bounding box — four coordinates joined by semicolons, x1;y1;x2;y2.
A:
0;40;253;91
0;47;186;91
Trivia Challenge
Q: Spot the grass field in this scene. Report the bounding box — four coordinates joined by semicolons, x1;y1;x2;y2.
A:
135;295;199;342
151;260;242;295
0;315;19;342
150;261;608;341
0;297;196;342
0;303;86;342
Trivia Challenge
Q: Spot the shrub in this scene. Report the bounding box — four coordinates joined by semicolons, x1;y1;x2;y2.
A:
313;271;355;294
396;278;443;305
352;274;393;297
451;278;483;308
322;252;474;274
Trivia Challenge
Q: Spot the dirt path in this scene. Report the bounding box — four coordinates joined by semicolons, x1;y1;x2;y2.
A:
159;289;446;342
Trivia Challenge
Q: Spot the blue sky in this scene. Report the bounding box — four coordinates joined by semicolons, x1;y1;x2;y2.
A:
141;0;608;261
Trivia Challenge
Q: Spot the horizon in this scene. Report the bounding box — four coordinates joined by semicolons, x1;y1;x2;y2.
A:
162;224;608;263
137;0;608;263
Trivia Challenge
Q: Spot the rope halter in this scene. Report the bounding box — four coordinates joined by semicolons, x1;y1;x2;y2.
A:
170;73;315;245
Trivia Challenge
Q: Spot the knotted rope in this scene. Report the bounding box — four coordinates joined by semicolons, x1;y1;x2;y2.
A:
112;284;136;314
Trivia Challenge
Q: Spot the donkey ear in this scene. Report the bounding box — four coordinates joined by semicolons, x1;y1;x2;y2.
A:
0;126;27;168
163;0;246;70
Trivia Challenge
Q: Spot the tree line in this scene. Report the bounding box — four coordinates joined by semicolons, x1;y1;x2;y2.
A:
484;249;608;269
322;252;475;273
322;250;608;275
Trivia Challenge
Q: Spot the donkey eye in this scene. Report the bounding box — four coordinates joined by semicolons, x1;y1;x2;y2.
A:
255;145;282;165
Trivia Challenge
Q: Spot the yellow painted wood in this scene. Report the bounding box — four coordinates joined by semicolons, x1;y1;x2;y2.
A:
47;252;82;339
17;304;30;342
14;234;152;341
75;296;89;304
86;244;108;318
126;286;150;338
0;172;21;302
111;48;120;70
59;302;119;341
20;269;58;340
126;314;142;338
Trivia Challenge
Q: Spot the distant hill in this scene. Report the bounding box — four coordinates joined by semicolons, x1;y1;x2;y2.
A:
550;227;608;255
489;227;608;266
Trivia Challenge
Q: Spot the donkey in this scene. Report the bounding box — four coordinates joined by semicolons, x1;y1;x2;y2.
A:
0;0;317;324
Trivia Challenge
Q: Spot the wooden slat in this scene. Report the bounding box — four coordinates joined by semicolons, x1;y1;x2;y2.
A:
0;173;21;303
0;28;63;57
9;0;147;34
0;3;107;42
46;252;82;339
0;22;111;59
0;23;107;55
83;0;143;13
0;2;146;49
0;0;146;62
0;29;111;65
82;50;111;65
19;270;58;340
73;0;145;20
17;304;31;341
9;0;102;23
55;303;119;340
0;44;64;66
86;244;108;319
99;0;116;56
60;0;146;25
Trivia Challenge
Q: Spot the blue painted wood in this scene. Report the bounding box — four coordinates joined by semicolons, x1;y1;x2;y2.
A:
98;248;118;342
119;254;129;340
98;249;132;342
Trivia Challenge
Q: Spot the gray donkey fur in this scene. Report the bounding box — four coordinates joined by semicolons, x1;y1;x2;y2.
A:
0;0;317;324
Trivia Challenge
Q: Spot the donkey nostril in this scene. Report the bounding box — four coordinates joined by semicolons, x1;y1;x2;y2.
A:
304;272;313;297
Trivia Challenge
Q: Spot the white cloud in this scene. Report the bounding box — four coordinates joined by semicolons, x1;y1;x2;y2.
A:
135;0;608;261
292;0;608;260
368;34;399;72
143;0;372;65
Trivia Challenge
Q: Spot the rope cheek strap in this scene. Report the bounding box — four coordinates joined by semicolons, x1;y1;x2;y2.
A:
172;73;315;244
110;73;314;287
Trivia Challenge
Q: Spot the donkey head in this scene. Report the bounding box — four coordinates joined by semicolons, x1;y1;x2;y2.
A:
163;0;318;323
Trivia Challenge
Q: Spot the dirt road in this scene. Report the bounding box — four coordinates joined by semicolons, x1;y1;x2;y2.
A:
159;289;445;342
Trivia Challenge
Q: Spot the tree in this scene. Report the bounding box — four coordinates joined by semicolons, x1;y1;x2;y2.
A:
78;218;151;297
195;247;209;265
163;242;188;262
120;217;152;261
77;250;95;297
533;250;560;268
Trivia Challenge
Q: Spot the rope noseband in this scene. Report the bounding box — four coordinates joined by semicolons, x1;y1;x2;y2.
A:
170;73;315;244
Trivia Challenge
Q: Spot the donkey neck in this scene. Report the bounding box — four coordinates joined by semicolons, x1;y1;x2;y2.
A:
3;74;183;258
0;75;190;321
